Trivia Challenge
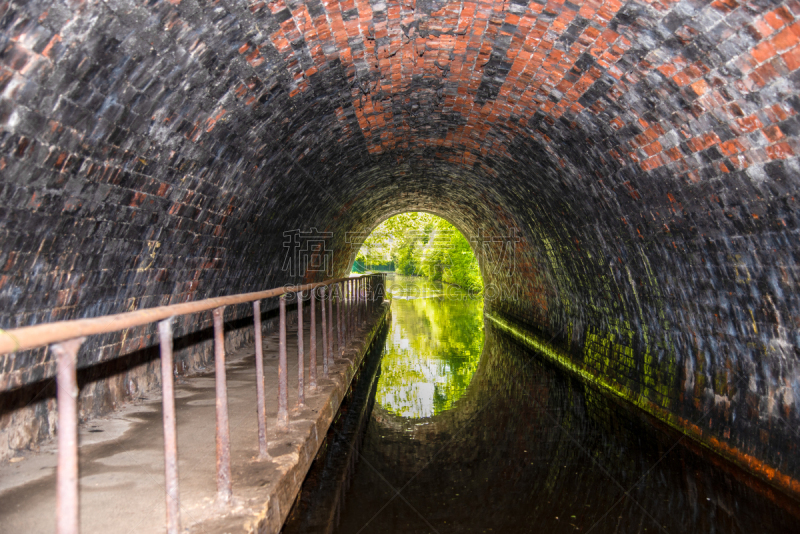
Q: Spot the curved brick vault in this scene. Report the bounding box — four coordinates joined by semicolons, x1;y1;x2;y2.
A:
2;0;800;498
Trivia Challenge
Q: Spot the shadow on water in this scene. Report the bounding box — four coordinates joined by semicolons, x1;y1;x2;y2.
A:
284;275;800;534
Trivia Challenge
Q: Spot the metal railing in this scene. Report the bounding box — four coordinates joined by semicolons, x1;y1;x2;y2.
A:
0;273;387;534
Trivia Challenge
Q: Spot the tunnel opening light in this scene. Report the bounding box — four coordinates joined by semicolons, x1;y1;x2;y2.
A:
351;212;484;295
356;213;485;420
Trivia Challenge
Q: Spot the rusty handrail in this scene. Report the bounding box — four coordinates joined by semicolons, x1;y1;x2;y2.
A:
4;271;387;534
0;276;359;357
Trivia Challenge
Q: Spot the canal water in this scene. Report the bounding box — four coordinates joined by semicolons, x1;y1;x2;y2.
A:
284;275;800;534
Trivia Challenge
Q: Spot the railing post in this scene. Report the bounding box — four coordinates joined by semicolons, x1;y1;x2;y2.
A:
252;301;270;460
348;279;351;340
342;280;346;344
341;281;346;346
337;282;343;356
349;279;353;340
328;284;334;363
158;319;181;534
347;279;352;342
212;307;232;505
342;280;346;345
278;296;289;431
52;337;85;534
310;287;317;390
321;286;328;377
296;291;305;407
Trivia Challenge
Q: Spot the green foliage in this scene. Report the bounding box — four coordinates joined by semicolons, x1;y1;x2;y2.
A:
355;213;483;293
354;251;393;273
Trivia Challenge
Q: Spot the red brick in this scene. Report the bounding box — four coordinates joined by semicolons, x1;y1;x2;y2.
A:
766;103;790;122
782;45;800;70
771;25;800;52
665;147;683;161
656;63;676;78
642;140;662;157
762;124;785;142
640;155;664;171
736;115;763;133
719;139;745;156
691;79;710;95
711;0;739;14
751;41;776;64
753;61;780;85
672;71;691;86
748;21;775;41
766;142;794;159
764;9;791;30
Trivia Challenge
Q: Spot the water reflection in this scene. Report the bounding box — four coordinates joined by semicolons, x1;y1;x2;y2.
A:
376;275;483;419
332;298;800;533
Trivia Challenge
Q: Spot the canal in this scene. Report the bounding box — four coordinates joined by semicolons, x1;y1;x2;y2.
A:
284;275;800;534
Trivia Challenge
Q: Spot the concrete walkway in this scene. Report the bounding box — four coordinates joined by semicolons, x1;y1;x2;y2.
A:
0;302;390;534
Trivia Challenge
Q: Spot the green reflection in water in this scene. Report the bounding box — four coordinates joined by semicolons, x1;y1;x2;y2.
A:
376;275;484;419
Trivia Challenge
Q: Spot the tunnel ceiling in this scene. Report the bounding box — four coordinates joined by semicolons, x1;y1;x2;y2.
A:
2;0;800;488
2;0;798;304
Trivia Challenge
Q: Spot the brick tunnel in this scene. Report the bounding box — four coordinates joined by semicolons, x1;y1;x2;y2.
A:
1;0;800;520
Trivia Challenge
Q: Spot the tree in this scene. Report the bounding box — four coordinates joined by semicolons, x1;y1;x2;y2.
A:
354;213;483;294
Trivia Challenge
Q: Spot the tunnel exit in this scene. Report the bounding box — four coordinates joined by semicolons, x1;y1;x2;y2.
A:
351;212;486;420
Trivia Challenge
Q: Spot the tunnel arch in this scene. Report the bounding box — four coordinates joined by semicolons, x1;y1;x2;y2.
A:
0;0;797;497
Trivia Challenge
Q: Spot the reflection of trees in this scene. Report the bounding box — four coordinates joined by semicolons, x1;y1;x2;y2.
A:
376;276;484;418
341;325;800;534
